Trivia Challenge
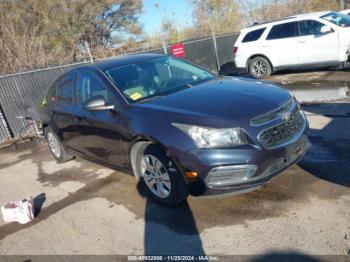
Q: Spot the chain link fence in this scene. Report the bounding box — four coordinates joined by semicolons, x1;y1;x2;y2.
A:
174;37;218;72
0;32;239;144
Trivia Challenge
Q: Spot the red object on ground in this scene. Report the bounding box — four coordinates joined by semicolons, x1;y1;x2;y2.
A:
171;43;185;58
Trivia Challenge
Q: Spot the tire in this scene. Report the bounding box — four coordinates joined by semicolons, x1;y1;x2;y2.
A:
138;144;188;206
248;56;272;79
44;126;73;163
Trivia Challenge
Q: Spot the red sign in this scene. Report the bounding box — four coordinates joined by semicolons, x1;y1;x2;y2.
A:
171;43;185;58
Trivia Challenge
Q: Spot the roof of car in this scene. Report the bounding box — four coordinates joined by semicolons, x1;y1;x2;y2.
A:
339;8;350;14
69;53;165;72
243;11;332;31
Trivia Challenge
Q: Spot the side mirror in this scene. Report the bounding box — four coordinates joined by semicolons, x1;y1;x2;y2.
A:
320;25;332;34
83;96;114;111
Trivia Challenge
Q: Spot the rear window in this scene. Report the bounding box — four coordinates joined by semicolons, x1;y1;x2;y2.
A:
242;28;266;43
56;78;74;103
267;22;298;40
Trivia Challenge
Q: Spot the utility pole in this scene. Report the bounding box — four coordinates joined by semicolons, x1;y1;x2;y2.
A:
154;3;168;55
84;41;94;63
340;0;346;10
208;11;220;73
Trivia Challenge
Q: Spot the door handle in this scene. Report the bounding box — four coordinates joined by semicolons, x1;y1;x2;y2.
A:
298;40;306;43
261;45;269;48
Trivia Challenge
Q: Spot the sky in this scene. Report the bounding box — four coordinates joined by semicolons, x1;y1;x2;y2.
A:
140;0;194;35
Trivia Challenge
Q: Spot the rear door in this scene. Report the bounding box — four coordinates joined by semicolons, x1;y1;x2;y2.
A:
74;70;130;167
297;19;339;64
52;71;81;150
234;28;266;68
262;21;299;67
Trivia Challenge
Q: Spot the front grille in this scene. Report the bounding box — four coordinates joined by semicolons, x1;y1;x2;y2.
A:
258;110;305;149
251;98;295;126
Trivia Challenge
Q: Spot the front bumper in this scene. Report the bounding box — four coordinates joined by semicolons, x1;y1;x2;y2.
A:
178;133;310;197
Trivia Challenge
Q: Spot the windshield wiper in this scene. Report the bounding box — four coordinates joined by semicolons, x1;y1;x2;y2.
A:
187;77;214;87
137;95;164;103
136;78;213;103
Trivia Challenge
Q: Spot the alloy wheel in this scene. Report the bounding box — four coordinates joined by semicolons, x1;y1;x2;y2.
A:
47;132;61;159
141;155;171;199
252;61;267;77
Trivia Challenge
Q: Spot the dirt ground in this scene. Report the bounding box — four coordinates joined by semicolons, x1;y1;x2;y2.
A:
268;69;350;85
0;101;349;258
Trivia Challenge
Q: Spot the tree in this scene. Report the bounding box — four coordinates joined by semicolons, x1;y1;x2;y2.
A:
0;0;143;75
45;0;143;60
239;0;340;26
151;4;181;47
0;0;54;73
189;0;242;38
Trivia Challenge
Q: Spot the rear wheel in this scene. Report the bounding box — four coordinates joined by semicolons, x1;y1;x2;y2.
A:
45;126;73;163
138;144;188;206
249;56;272;79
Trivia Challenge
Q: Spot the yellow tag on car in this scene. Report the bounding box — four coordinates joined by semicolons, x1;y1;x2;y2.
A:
130;92;142;100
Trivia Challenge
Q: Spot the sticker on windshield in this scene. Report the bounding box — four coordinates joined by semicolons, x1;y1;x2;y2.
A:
130;92;142;101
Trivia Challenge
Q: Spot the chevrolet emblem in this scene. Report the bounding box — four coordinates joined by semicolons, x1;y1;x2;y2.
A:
282;111;291;121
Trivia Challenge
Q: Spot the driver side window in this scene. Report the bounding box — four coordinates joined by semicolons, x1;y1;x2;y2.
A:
298;20;325;36
77;71;111;106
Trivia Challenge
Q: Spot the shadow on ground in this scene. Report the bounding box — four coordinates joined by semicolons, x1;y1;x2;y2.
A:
250;250;326;262
299;102;350;187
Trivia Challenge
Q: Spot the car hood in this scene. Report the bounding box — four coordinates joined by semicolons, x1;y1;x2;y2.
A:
136;77;291;122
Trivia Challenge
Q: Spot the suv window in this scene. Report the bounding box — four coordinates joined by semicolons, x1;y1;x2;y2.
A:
298;20;325;36
77;71;112;105
267;22;298;40
56;76;74;103
242;28;266;43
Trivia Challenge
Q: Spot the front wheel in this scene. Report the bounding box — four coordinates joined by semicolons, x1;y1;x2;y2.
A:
138;144;188;206
249;56;272;79
45;126;73;163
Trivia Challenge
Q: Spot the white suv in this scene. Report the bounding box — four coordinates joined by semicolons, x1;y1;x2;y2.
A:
339;9;350;16
234;11;350;78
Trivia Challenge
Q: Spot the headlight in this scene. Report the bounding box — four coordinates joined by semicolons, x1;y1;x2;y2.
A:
172;123;248;148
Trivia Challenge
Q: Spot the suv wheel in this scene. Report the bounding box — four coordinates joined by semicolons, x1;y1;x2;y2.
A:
45;126;73;163
139;144;188;206
249;56;272;79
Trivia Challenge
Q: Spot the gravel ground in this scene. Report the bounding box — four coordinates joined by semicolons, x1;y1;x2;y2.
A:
0;101;349;260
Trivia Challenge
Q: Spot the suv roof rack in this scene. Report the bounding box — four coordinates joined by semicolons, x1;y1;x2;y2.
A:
248;16;296;28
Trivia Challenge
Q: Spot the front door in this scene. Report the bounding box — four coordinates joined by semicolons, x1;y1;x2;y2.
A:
297;20;339;64
74;70;130;168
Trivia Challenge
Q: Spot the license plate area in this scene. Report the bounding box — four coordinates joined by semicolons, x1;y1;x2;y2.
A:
286;135;310;163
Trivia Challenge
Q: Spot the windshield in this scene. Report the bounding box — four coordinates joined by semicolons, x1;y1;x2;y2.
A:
321;12;350;27
103;56;213;102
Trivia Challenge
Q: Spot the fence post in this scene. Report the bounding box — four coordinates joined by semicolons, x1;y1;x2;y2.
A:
84;41;94;63
163;41;168;55
340;0;345;9
212;34;220;73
